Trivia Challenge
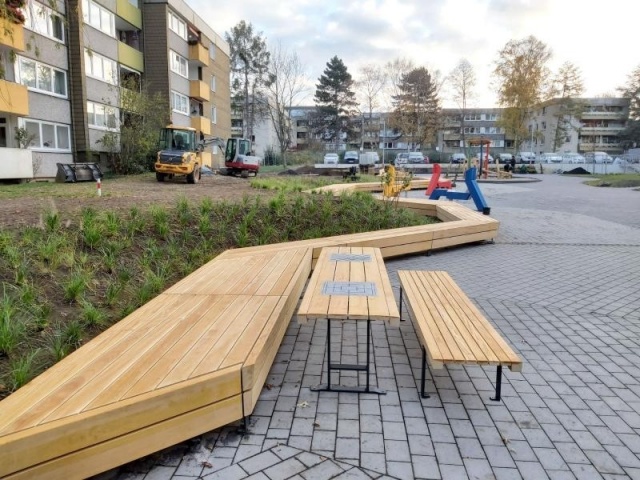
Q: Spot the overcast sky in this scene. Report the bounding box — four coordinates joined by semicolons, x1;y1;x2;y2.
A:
192;0;639;109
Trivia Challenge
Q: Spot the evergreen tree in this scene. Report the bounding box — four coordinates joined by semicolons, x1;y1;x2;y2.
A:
390;67;440;150
313;56;358;149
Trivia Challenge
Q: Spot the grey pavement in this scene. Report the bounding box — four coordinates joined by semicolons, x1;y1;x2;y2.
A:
110;174;640;480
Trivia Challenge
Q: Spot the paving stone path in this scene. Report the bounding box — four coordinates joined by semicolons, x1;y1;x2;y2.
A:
111;174;640;480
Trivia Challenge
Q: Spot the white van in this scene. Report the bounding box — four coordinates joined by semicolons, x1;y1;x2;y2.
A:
359;152;379;166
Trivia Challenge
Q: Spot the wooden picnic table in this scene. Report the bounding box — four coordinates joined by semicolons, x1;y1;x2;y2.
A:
297;246;399;394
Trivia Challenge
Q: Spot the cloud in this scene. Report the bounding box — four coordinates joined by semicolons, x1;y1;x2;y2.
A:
192;0;640;107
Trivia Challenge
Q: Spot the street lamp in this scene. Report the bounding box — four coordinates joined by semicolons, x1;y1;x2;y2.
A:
382;118;386;166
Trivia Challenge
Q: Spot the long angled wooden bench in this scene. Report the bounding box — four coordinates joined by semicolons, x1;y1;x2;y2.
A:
397;270;522;401
0;181;500;479
0;248;311;480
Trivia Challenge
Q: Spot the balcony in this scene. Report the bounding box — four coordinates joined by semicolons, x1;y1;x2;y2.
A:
116;0;142;29
0;21;25;51
581;111;625;120
0;80;29;115
580;127;624;135
188;43;209;67
191;116;211;136
189;80;210;102
118;42;144;72
579;142;621;151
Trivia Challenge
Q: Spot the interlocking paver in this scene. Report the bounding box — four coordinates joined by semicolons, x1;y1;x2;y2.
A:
110;177;640;480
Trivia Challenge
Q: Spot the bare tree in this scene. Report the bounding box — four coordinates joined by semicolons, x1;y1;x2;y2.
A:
493;36;552;151
356;64;387;117
548;61;584;151
448;59;477;155
384;57;415;110
264;42;308;167
225;21;270;141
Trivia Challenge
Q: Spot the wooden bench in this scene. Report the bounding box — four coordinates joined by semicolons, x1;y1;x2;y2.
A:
0;248;311;480
397;270;522;401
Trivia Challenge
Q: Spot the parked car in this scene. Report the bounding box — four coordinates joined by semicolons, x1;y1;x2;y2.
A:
585;151;613;164
562;153;586;164
450;153;467;164
516;152;537;163
343;151;359;164
497;153;514;164
408;152;428;164
472;154;494;164
323;153;339;164
394;152;409;166
538;152;564;163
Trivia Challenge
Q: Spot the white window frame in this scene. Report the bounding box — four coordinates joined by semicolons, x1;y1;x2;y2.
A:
210;75;216;92
211;105;217;124
171;90;189;115
15;56;68;98
23;2;65;43
168;11;187;40
209;42;216;60
18;118;71;152
169;50;188;78
87;101;119;130
82;0;115;38
84;49;118;85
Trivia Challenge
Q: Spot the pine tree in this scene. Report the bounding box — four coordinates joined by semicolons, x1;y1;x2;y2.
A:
313;56;358;149
391;67;440;150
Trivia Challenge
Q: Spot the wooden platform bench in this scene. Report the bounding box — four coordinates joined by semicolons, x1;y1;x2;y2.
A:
397;270;522;401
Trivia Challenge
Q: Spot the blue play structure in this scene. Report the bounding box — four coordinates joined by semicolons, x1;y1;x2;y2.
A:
428;167;491;215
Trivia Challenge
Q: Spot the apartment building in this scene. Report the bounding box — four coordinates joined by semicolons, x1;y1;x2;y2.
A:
0;0;231;180
230;97;279;157
142;0;231;167
525;97;630;156
0;1;73;179
438;108;515;157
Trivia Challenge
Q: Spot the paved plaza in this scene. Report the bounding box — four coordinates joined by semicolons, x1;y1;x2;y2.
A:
112;174;640;480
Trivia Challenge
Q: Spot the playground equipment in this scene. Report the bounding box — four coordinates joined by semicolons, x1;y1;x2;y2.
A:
429;167;491;215
425;163;453;196
469;137;491;179
381;164;411;198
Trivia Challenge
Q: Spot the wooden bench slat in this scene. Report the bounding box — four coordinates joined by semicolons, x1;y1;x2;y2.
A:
0;294;199;432
112;295;240;400
327;247;355;319
434;272;521;365
398;270;521;370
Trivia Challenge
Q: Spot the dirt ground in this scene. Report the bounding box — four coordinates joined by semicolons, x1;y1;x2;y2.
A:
0;173;278;230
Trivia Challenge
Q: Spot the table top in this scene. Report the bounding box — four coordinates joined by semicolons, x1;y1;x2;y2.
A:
297;246;400;325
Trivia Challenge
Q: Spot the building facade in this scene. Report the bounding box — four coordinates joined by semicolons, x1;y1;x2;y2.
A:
524;98;630;156
0;2;73;179
0;0;231;179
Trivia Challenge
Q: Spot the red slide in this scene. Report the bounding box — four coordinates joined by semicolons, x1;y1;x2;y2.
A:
425;164;452;195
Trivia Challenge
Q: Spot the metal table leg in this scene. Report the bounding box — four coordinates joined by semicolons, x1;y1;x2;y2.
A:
311;318;385;394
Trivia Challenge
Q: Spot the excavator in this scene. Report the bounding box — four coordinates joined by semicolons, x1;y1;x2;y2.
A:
154;125;261;183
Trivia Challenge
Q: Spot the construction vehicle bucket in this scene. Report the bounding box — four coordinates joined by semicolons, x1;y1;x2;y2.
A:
56;163;103;183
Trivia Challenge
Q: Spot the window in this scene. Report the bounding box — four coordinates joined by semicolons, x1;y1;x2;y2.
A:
16;56;67;97
209;42;216;60
23;2;65;42
169;50;188;78
87;101;118;130
210;75;216;92
82;0;115;37
211;106;217;124
171;91;189;115
168;11;187;40
84;49;117;84
19;118;71;151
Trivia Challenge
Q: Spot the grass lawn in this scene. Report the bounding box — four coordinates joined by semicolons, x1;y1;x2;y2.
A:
584;173;640;188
